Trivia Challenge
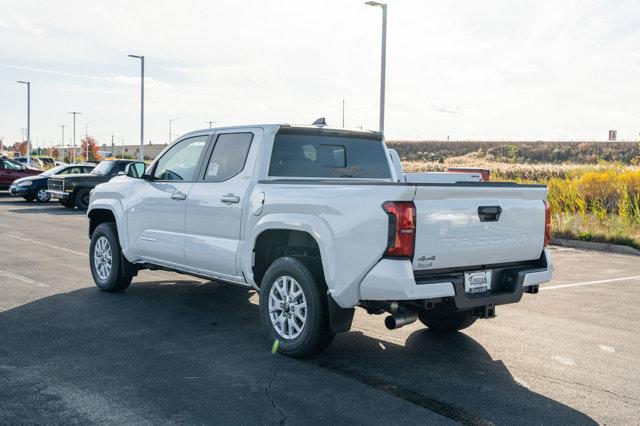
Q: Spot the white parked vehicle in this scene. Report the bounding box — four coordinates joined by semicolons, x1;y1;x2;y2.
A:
87;122;552;357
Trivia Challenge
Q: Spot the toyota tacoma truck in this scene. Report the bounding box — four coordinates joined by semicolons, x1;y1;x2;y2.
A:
86;123;552;357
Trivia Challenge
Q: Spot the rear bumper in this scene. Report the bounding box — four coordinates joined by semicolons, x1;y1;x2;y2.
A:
47;190;71;200
359;249;552;309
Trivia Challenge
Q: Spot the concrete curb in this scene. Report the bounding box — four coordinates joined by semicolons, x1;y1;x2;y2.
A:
551;238;640;256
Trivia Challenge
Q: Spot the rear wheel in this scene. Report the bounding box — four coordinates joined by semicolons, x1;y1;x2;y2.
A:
90;222;133;292
418;309;477;332
35;188;51;203
259;257;333;357
75;188;91;210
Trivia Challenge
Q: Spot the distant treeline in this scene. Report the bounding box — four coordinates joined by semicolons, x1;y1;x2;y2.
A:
386;141;640;165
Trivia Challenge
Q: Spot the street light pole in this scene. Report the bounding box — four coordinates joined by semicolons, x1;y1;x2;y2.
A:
169;117;180;144
60;124;66;162
128;54;145;161
365;1;387;133
17;81;31;166
68;112;81;164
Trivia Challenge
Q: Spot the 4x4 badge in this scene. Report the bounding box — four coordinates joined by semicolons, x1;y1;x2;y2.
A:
417;255;436;261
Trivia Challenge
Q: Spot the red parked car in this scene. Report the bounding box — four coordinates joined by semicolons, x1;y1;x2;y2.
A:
0;157;41;190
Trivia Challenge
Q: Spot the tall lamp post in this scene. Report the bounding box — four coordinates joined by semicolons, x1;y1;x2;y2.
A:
60;124;66;162
68;112;81;164
128;54;145;161
169;117;180;144
16;81;31;166
364;1;387;133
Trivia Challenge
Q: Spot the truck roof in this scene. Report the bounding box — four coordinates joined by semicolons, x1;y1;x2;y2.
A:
181;123;382;139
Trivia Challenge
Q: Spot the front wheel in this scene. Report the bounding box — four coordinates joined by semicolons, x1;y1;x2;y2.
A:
90;222;132;292
259;257;333;358
418;310;477;332
35;188;51;203
75;188;91;210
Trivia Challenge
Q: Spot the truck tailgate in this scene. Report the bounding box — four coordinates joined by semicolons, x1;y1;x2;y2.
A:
412;184;547;271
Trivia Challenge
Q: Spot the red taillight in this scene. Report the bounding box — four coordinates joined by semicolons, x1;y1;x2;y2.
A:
543;200;551;247
382;201;416;258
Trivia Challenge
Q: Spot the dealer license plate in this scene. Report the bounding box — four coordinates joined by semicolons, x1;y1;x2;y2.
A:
464;270;492;294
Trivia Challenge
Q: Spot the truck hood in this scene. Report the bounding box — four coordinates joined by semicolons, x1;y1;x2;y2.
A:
50;173;105;182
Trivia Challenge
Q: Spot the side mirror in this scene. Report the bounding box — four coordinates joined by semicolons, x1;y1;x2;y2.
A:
125;162;146;178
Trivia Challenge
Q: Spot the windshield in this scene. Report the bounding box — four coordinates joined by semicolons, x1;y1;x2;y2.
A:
42;165;69;177
90;161;115;175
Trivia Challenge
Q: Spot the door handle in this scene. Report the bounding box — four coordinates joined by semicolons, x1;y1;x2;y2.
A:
170;191;187;200
220;193;240;204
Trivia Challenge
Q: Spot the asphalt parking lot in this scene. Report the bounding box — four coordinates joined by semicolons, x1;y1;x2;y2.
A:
1;193;639;425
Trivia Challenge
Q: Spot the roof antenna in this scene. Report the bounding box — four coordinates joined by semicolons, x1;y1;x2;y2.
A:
312;117;327;127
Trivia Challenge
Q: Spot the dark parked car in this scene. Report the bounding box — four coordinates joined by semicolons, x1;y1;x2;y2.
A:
0;157;41;190
9;163;95;202
47;159;137;210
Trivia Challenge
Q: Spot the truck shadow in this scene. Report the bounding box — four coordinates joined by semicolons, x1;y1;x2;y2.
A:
0;280;596;424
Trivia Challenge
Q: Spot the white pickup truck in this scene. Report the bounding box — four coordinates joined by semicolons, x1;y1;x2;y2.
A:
87;123;552;357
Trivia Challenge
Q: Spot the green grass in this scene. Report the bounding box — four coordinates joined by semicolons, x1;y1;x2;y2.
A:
552;213;640;250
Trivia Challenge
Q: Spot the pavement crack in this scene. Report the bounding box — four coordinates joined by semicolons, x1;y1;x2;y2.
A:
522;370;640;403
265;372;287;425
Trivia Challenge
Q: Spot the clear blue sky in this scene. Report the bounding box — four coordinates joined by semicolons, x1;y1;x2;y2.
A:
1;0;639;148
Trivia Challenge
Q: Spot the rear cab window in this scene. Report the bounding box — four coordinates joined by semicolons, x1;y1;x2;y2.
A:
268;128;391;179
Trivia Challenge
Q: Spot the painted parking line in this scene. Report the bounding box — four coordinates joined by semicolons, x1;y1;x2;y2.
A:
541;275;640;291
0;233;87;257
0;269;50;288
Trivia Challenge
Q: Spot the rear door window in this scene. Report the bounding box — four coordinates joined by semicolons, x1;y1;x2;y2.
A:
203;133;253;182
268;129;390;179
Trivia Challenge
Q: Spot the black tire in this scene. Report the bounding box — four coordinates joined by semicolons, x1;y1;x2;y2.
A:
60;200;75;208
259;257;333;358
74;188;91;210
418;310;477;332
35;188;51;203
90;222;132;292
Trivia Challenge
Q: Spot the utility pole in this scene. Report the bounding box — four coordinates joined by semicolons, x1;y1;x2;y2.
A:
111;134;115;158
128;54;145;161
206;121;215;128
60;125;66;162
68;112;81;164
342;99;345;127
364;2;387;133
17;81;31;166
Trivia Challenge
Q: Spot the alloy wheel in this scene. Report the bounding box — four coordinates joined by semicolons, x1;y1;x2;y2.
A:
268;275;307;339
93;236;113;280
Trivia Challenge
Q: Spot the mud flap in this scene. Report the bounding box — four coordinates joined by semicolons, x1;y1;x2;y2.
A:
327;294;355;334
